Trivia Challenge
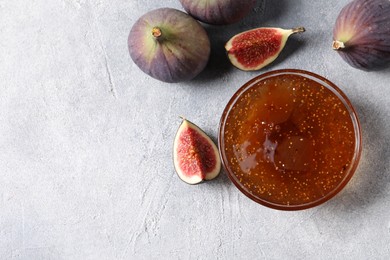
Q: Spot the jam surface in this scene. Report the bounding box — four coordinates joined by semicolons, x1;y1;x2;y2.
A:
222;73;357;207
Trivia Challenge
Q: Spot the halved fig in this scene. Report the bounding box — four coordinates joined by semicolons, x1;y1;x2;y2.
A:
173;118;221;184
225;27;305;71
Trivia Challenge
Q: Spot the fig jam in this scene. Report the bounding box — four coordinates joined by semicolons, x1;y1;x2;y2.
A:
220;71;360;209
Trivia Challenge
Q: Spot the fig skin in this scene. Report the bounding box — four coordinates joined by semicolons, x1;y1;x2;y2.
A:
173;118;221;185
225;27;305;71
333;0;390;71
179;0;256;25
128;8;211;83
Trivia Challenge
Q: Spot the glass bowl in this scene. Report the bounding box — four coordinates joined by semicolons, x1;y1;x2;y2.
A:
218;69;362;210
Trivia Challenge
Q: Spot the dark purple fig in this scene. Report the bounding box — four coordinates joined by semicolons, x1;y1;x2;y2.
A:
332;0;390;71
128;8;211;83
179;0;256;25
173;118;221;185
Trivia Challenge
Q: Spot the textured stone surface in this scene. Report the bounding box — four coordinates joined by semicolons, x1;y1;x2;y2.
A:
1;0;390;259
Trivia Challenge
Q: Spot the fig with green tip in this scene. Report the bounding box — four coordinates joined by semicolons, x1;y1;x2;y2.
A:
179;0;256;25
332;0;390;71
225;27;305;71
128;8;211;83
173;118;221;185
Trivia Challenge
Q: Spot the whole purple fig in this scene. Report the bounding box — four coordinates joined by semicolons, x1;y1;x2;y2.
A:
332;0;390;71
179;0;256;25
128;8;211;83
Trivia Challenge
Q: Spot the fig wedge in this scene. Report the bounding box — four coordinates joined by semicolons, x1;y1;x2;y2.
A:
225;27;305;71
173;118;221;185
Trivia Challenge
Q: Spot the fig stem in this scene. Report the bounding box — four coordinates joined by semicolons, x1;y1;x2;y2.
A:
291;27;306;34
332;40;345;50
152;27;162;39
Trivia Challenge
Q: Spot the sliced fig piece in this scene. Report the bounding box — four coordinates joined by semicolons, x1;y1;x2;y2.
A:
332;0;390;71
128;8;210;83
179;0;256;25
173;118;221;184
225;27;305;71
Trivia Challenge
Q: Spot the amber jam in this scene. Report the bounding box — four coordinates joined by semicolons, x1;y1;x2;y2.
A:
219;70;361;210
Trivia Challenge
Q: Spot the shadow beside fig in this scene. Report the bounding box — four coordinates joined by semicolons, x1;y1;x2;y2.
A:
255;0;288;26
189;25;234;84
260;36;307;71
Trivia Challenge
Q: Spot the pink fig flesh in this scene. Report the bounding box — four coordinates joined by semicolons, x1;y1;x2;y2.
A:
225;27;305;71
173;119;221;185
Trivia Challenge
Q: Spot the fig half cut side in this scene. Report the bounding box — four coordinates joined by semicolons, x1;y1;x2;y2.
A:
173;118;221;185
225;27;305;71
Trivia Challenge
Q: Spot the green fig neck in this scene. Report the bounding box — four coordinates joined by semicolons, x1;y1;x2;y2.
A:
152;27;163;40
291;27;305;34
332;40;345;50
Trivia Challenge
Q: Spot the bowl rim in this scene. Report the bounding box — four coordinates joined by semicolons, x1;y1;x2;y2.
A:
218;69;362;211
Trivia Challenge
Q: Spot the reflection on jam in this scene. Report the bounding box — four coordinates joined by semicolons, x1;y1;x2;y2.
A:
224;74;356;206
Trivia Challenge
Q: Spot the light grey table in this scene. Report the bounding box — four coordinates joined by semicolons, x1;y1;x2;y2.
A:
1;0;390;259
